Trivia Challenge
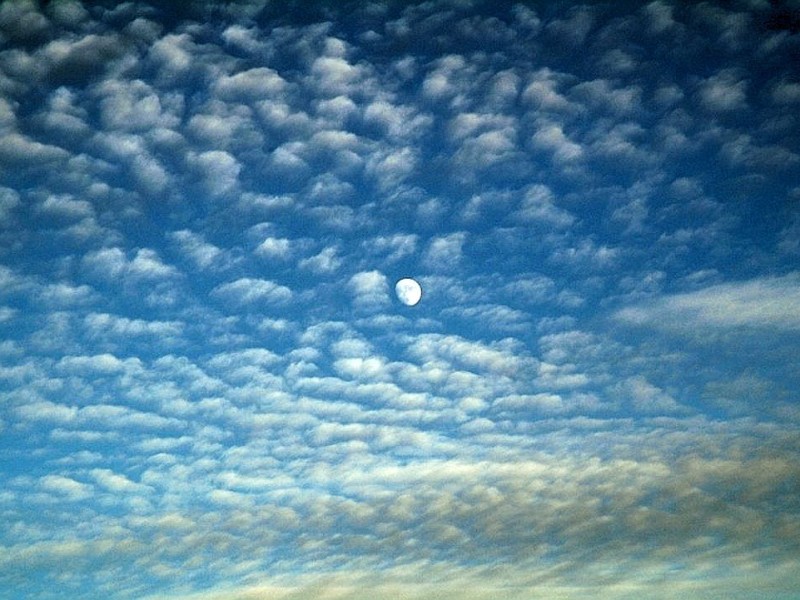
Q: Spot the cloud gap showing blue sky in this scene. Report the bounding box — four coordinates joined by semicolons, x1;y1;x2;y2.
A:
0;0;799;597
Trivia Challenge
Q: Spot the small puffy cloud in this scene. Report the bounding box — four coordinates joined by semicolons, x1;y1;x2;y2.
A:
221;24;266;54
421;54;471;101
513;184;575;227
188;150;241;197
611;375;685;414
37;194;93;220
309;55;366;96
363;233;418;263
147;33;196;81
366;146;417;191
0;133;69;166
95;78;178;132
90;468;149;493
81;247;128;280
300;246;341;274
571;79;642;116
364;99;431;140
721;134;799;169
0;186;19;223
550;239;619;268
169;230;225;270
522;68;575;112
39;474;93;501
531;122;584;162
423;232;466;271
641;1;676;34
452;125;519;170
598;49;638;75
211;277;292;306
38;282;95;307
407;333;529;376
546;5;596;45
130;152;170;194
349;270;390;309
84;312;183;338
129;248;179;280
256;237;293;260
213;67;287;101
57;353;141;375
697;69;748;113
772;81;800;104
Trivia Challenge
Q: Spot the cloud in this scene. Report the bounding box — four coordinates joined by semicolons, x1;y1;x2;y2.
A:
513;184;575;227
697;69;748;113
38;474;93;501
422;232;466;271
211;277;292;306
90;468;150;493
82;247;179;282
57;353;141;374
212;67;287;101
0;133;69;165
169;230;226;270
84;312;183;339
349;270;390;310
255;236;293;261
1;2;798;598
530;122;583;162
188;150;241;197
615;274;800;332
299;246;341;274
95;78;179;132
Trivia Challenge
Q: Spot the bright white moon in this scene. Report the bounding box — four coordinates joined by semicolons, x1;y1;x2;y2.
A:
395;278;422;306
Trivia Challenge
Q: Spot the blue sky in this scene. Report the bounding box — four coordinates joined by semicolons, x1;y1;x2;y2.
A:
1;0;799;597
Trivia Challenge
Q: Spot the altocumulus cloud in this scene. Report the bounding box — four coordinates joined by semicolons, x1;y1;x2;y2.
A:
0;1;799;599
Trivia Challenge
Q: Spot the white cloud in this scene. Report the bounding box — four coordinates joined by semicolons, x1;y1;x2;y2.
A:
309;55;366;96
2;3;799;598
349;270;390;309
213;67;287;101
169;230;225;269
84;312;183;338
211;277;292;306
611;375;685;414
422;232;466;271
697;69;748;113
0;133;69;165
615;274;800;332
39;474;93;500
37;194;94;220
129;248;179;280
90;468;149;493
188;150;241;197
550;239;619;268
522;68;575;112
299;246;341;274
513;184;575;226
256;236;293;260
365;146;417;191
421;54;469;101
95;78;178;132
362;233;417;263
530;122;583;162
571;79;642;116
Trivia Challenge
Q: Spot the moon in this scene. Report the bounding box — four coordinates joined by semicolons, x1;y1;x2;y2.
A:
395;278;422;306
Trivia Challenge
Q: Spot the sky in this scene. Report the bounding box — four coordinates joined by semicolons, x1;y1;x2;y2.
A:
1;0;799;597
